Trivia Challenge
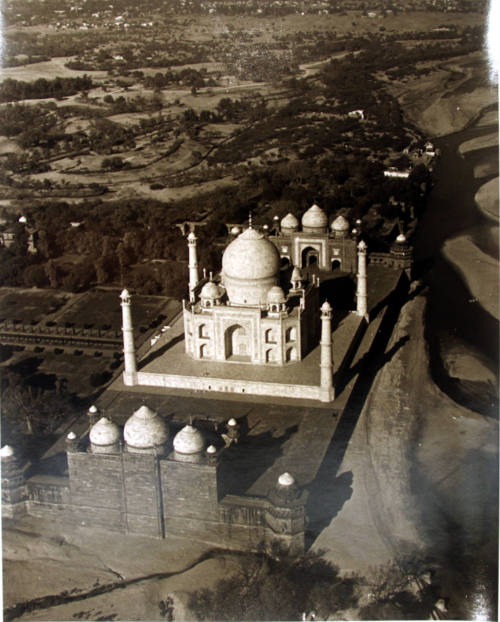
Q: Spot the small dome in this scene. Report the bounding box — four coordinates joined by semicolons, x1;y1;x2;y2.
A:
206;444;217;455
291;266;302;281
230;226;240;235
302;204;327;231
18;215;27;224
281;213;299;230
331;215;350;231
90;417;121;447
124;405;168;450
67;431;77;440
1;445;15;458
200;281;223;300
321;300;332;313
173;425;204;455
269;471;300;505
88;404;98;414
278;472;295;487
358;239;367;251
227;418;237;427
120;289;130;300
396;233;407;243
267;285;286;304
187;231;196;240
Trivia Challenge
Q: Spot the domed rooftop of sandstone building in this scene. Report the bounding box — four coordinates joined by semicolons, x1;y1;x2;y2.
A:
331;214;350;232
89;417;121;447
280;213;299;230
395;233;407;243
301;204;328;232
222;227;280;306
124;405;168;451
173;424;204;455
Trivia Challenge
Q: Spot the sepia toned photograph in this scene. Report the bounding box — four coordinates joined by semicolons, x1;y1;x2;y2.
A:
0;0;498;619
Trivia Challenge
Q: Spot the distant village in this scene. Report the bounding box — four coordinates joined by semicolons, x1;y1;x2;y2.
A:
3;0;488;29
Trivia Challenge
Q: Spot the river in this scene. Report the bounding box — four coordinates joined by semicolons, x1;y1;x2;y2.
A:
414;104;499;415
412;104;498;619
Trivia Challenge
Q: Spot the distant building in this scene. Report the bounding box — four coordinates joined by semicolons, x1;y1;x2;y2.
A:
348;109;365;120
384;167;411;179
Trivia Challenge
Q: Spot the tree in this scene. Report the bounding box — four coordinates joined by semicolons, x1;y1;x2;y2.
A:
0;367;76;453
359;551;438;620
22;264;49;288
187;550;361;621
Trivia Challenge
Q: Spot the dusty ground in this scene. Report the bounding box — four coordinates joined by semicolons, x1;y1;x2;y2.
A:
387;50;497;137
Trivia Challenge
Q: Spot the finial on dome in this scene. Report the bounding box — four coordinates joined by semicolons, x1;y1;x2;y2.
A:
248;211;253;229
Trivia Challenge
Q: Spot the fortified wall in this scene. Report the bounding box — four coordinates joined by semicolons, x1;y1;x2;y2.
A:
1;411;307;556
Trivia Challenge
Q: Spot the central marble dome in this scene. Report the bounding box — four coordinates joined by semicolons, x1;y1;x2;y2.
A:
222;227;280;306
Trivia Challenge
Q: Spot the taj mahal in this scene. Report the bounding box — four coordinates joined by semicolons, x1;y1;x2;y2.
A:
121;204;383;403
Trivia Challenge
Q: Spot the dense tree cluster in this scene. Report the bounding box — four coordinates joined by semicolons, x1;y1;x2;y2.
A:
0;75;93;103
188;550;360;621
0;198;193;296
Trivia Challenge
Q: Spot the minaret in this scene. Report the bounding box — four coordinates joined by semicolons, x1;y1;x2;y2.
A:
187;231;199;303
120;288;137;386
356;240;368;320
320;301;334;402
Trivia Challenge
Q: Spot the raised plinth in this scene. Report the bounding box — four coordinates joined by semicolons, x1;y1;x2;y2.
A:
123;311;365;404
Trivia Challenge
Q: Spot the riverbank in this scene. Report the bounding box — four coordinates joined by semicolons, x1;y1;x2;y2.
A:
389;50;497;138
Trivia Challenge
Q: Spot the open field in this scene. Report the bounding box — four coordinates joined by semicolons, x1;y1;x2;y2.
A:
0;57;107;81
56;290;180;331
0;289;70;323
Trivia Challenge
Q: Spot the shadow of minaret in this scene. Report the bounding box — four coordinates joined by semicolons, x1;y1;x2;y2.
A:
305;291;408;546
138;333;185;369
